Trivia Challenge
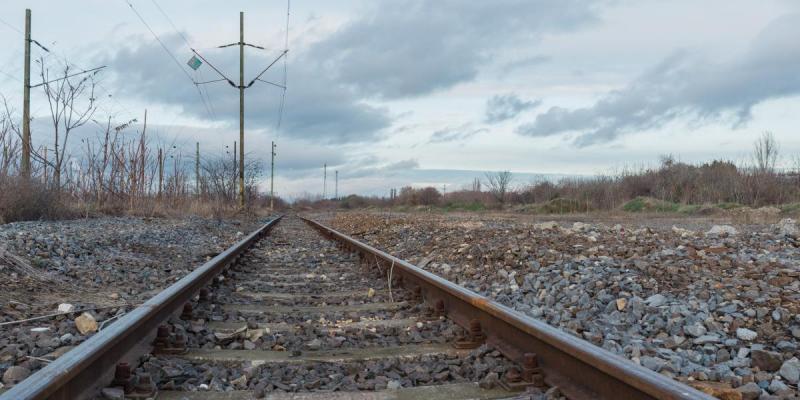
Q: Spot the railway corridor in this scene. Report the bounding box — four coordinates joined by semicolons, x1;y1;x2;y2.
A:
135;216;529;399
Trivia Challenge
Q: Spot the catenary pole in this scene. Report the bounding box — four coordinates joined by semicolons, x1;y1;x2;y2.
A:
21;9;31;176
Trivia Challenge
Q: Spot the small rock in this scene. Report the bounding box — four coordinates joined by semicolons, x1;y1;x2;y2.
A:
645;294;667;307
778;357;799;385
306;338;322;351
684;323;707;337
768;378;789;395
615;298;627;311
231;375;247;389
688;381;742;400
736;382;761;400
101;387;125;400
367;288;375;298
387;380;401;390
57;303;75;313
751;349;782;372
74;312;98;335
706;225;738;236
479;372;499;389
2;365;31;385
776;218;797;236
736;328;757;341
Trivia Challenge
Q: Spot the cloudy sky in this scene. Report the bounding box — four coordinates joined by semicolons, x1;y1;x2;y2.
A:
1;1;799;198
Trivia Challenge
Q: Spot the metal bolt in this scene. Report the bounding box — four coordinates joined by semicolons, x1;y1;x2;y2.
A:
435;299;445;316
173;332;187;347
134;372;154;394
111;362;133;392
180;303;193;320
505;367;522;383
153;325;170;349
469;319;482;336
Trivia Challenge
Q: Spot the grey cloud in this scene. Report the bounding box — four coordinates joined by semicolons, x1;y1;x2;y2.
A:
501;55;551;74
485;94;541;123
517;13;800;146
429;124;488;143
96;33;391;144
346;158;419;179
312;0;601;99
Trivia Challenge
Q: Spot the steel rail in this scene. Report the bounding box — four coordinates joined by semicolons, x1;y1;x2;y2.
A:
1;216;283;400
301;217;714;400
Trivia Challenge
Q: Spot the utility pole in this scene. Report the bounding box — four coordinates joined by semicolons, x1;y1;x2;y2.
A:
157;148;164;198
323;163;327;199
238;11;245;208
195;142;200;197
190;12;288;209
21;9;31;177
335;170;338;200
270;141;276;211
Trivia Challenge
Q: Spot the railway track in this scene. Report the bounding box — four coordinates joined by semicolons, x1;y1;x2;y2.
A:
0;215;715;400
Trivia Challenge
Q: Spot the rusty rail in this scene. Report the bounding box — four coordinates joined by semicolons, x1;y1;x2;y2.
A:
301;217;714;400
1;216;283;400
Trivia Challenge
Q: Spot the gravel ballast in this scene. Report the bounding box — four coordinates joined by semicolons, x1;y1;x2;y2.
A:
327;212;800;399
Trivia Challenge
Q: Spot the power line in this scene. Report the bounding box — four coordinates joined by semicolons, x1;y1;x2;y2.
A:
149;0;218;120
276;0;290;132
1;10;139;126
0;15;23;35
121;0;214;119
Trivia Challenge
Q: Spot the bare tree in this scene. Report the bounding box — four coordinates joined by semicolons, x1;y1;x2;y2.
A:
37;58;98;189
753;131;779;174
471;177;481;192
0;97;21;175
485;171;512;205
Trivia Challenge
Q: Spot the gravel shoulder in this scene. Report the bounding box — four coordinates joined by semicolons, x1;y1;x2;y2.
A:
0;216;263;387
321;210;800;400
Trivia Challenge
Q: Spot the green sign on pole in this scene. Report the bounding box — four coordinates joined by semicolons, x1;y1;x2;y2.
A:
187;55;202;71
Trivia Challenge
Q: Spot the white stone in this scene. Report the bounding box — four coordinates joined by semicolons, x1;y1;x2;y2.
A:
705;225;738;236
779;357;800;385
57;303;75;313
736;328;758;341
776;218;797;236
387;380;402;390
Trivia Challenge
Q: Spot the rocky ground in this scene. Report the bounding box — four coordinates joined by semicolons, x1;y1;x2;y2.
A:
325;211;800;400
0;216;262;389
126;217;541;399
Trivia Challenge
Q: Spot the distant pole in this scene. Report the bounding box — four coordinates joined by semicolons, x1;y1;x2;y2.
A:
323;163;327;199
43;147;47;185
238;11;246;208
195;142;200;197
21;9;31;177
270;141;276;211
233;140;237;194
442;184;446;196
335;170;338;200
157;148;164;198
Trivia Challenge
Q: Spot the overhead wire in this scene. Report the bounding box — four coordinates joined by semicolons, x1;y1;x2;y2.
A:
276;0;290;133
121;0;214;120
0;16;127;129
149;0;218;120
0;15;23;36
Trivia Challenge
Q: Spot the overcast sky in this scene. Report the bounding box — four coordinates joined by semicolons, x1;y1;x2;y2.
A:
1;1;799;198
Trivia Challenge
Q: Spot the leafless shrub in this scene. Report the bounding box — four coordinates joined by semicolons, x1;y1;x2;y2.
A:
485;171;512;205
753;131;779;174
